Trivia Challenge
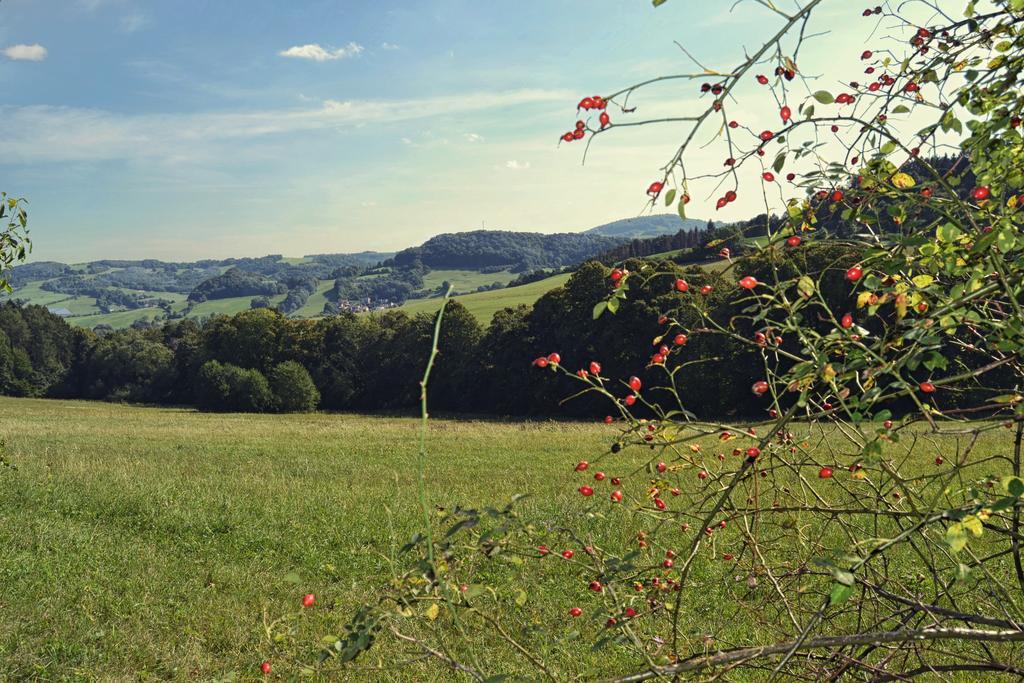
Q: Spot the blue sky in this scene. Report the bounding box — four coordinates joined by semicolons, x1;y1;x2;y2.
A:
1;0;880;262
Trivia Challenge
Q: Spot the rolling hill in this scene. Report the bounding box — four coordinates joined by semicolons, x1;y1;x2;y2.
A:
2;214;709;330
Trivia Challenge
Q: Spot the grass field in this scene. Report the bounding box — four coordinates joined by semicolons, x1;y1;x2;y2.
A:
0;397;1018;680
399;272;572;322
419;268;519;295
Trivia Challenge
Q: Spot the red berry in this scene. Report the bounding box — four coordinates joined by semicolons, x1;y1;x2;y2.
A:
846;265;863;281
548;353;561;365
533;356;548;368
751;380;769;396
624;395;636;406
603;415;613;425
746;447;761;459
599;112;610;128
589;580;603;592
647;181;665;197
611;477;621;485
841;314;854;329
302;593;316;608
831;190;844;202
819;466;834;479
780;106;791;122
674;334;688;346
628;376;642;392
786;235;801;247
935;456;943;465
662;559;674;568
575;120;585;131
537;544;549;556
972;186;990;201
698;470;708;480
725;190;737;203
575;460;589;471
654;498;666;510
569;607;583;617
260;661;272;674
919;381;936;394
723;553;734;561
589;361;602;375
739;276;758;290
786;172;796;181
716;197;728;210
675;278;689;293
656;462;667;473
611;490;623;503
728;120;739;129
756;74;769;84
762;172;775;182
594;471;605;481
561;132;574;142
610;268;623;281
579;97;595;110
562;549;574;559
883;419;893;429
700;285;712;295
579;485;594;496
759;130;774;141
861;50;873;60
572;129;584;140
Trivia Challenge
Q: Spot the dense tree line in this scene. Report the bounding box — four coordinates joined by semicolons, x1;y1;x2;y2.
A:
188;267;287;303
0;243;888;418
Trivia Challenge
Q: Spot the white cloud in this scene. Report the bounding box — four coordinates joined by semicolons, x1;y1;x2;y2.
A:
381;42;400;50
279;42;364;62
0;89;568;164
464;133;484;143
2;44;47;62
505;160;530;170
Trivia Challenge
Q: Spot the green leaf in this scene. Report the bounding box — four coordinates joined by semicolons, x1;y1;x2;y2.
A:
812;90;834;104
664;189;676;207
936;223;962;242
677;197;687;220
880;141;897;155
652;0;667;5
829;583;855;606
515;589;527;607
592;301;608;319
797;275;815;299
607;297;620;314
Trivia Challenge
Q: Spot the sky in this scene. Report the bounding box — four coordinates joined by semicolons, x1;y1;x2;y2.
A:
0;0;919;263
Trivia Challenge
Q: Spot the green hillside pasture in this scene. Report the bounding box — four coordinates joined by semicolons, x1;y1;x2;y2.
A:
419;268;519;295
291;279;336;318
0;398;1017;680
398;272;571;322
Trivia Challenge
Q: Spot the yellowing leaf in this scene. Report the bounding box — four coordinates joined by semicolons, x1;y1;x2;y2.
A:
891;172;916;189
961;515;983;537
857;292;874;309
424;603;440;621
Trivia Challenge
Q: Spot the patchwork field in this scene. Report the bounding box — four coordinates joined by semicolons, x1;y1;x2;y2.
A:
0;397;1018;680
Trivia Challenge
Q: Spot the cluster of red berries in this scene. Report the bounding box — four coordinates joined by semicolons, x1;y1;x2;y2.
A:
532;352;561;368
715;189;738;210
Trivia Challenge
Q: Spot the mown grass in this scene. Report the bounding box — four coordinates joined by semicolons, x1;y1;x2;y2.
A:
0;401;1018;681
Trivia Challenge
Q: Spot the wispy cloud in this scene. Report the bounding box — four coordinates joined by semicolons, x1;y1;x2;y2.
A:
505;160;530;170
464;133;484;143
2;44;47;62
119;13;151;33
380;42;400;50
0;89;568;164
279;42;364;62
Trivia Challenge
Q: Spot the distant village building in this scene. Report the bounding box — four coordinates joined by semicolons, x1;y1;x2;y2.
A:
47;307;73;317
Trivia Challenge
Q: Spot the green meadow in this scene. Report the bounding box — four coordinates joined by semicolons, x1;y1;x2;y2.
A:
0;398;1017;680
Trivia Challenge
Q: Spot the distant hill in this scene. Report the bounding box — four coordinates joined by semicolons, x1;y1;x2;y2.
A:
388;230;622;271
585;214;711;239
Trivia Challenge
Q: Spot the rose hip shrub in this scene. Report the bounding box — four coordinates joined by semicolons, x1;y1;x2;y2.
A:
262;1;1024;679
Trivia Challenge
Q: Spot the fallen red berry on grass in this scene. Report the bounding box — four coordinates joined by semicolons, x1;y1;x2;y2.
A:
611;490;623;503
575;461;589;471
260;661;272;674
819;467;834;479
302;593;316;608
569;607;583;617
698;470;708;480
562;549;574;559
594;471;606;481
579;486;594;496
589;580;603;592
603;415;613;425
746;447;761;459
